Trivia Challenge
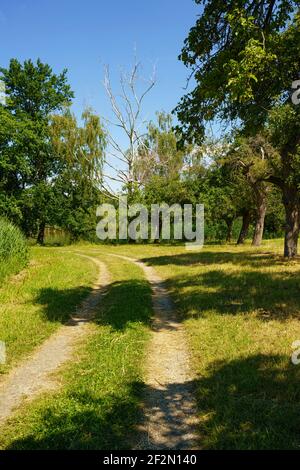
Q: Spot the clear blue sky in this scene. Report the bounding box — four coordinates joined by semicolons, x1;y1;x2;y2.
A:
0;0;200;121
0;0;201;190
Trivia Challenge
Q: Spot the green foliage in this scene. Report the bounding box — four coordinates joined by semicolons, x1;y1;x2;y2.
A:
176;0;299;141
176;1;300;256
0;58;73;120
0;59;75;242
49;108;106;240
0;59;106;244
135;111;187;184
0;217;28;281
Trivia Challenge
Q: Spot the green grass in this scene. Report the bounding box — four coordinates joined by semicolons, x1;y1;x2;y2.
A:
0;247;97;375
0;218;28;282
0;253;152;450
78;240;300;450
1;239;300;449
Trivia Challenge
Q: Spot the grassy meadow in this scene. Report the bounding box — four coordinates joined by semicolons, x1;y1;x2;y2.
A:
0;247;97;375
0;252;152;450
0;239;300;449
83;240;300;449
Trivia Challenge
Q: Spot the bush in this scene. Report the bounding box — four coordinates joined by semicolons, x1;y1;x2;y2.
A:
0;218;28;282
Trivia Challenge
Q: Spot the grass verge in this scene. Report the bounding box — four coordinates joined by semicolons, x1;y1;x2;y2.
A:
83;240;300;449
0;253;152;450
0;247;97;375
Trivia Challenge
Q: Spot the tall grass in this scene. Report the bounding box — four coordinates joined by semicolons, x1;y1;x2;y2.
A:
0;218;28;282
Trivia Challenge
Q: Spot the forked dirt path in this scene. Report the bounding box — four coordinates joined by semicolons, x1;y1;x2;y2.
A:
0;254;110;425
109;254;199;450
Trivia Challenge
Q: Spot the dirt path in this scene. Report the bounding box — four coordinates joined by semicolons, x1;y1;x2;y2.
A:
0;255;110;425
109;254;199;450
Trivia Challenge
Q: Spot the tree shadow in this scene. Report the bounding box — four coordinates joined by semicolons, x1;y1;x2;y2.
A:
193;354;300;449
140;250;300;321
4;378;198;450
33;286;93;323
34;279;152;330
94;279;152;331
4;383;144;450
166;268;300;320
5;354;300;449
136;380;199;450
142;250;290;269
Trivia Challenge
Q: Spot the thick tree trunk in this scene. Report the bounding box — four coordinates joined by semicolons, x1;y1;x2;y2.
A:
282;186;300;258
237;210;251;245
252;186;267;247
37;221;46;245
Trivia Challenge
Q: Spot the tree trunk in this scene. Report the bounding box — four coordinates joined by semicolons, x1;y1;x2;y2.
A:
37;221;46;245
237;210;251;245
225;217;234;243
252;185;267;247
282;186;300;258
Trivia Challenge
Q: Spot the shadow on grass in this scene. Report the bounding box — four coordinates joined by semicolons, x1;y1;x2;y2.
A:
34;279;152;330
33;286;92;323
5;354;300;450
7;277;154;450
142;250;289;268
4;383;144;450
167;269;300;320
4;380;197;450
195;353;300;449
141;251;300;321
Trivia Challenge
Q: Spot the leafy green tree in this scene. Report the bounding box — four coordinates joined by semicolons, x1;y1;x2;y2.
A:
227;134;275;246
176;0;300;257
0;58;74;243
135;112;186;184
49;108;106;240
0;106;32;224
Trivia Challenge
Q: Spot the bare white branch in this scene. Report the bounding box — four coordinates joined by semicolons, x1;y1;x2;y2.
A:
102;58;156;197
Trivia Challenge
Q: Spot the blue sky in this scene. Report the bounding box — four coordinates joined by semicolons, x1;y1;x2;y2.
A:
0;0;201;189
0;0;199;121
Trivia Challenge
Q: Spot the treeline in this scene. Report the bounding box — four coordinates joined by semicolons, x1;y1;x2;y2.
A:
126;112;285;245
0;59;106;244
0;58;286;247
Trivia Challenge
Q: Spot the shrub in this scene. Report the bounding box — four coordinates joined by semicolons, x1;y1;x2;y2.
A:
0;218;28;282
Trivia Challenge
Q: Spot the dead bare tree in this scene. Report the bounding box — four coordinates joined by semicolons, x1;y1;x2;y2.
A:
102;60;156;198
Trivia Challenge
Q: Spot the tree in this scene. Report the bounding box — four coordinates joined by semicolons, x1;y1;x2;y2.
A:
103;60;156;199
176;0;300;257
49;108;106;240
204;161;254;243
0;58;74;243
134;111;186;185
0;106;32;225
267;103;300;257
228;134;274;246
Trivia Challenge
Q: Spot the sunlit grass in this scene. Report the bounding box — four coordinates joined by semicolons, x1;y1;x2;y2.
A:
0;254;152;450
82;240;300;449
1;239;300;449
0;247;97;374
